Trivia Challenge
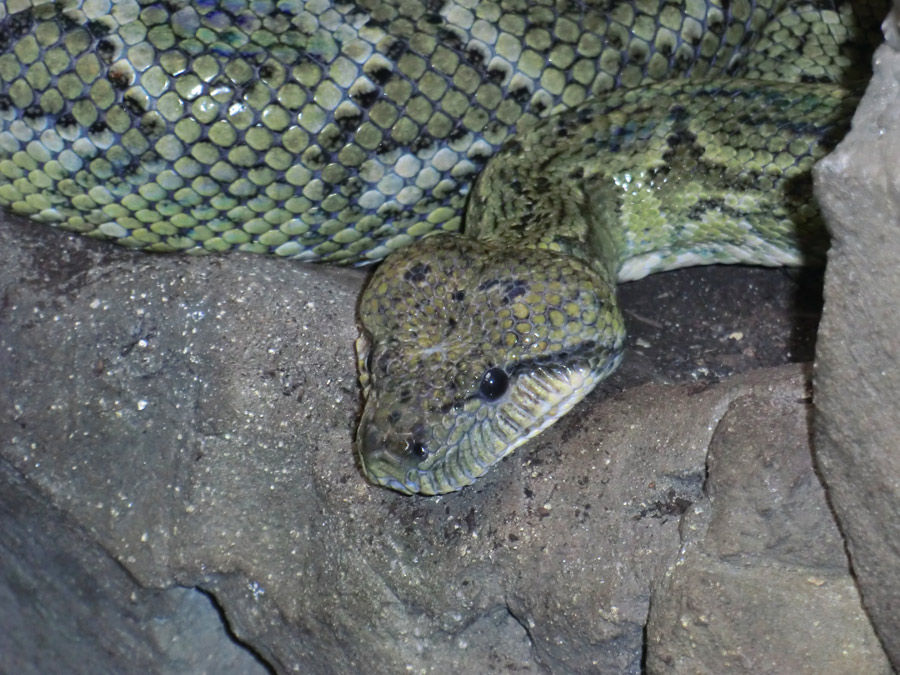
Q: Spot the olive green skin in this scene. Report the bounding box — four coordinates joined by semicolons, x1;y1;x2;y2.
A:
0;0;875;259
0;1;887;493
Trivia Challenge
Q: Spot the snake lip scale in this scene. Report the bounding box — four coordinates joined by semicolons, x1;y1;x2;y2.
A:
0;1;885;493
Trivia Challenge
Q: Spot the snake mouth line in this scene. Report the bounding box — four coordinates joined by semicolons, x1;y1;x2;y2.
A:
357;349;624;495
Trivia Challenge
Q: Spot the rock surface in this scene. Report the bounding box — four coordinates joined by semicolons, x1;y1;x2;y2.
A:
0;214;888;673
0;461;268;675
812;11;900;671
645;381;888;674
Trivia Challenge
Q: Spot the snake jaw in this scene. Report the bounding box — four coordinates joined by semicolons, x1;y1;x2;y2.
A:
356;353;623;495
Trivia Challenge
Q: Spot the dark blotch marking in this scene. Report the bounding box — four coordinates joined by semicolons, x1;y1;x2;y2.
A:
628;44;648;63
411;134;434;153
352;88;379;108
85;18;110;37
511;87;530;104
376;350;393;376
447;124;467;142
662;126;701;163
503;138;522;154
408;423;430;458
96;38;116;60
576;107;594;125
404;262;431;283
407;440;428;459
259;63;276;79
668;104;689;122
665;129;697;148
108;66;133;90
385;39;406;62
725;58;743;77
0;9;34;52
305;146;325;164
686;198;730;221
56;10;81;33
466;48;485;68
506;340;605;378
477;278;499;292
140;114;166;136
369;66;393;86
123;94;145;115
502;279;528;304
336;112;362;132
487;67;506;83
437;27;463;51
675;51;694;69
469;147;491;164
57;112;77;128
380;204;402;220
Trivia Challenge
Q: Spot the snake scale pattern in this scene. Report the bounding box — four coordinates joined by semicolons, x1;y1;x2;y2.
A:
0;1;886;493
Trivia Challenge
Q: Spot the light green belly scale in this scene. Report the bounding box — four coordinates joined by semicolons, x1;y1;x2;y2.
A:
0;0;886;494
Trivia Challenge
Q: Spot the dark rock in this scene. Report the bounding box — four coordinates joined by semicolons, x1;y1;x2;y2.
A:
0;459;267;675
813;20;900;671
645;380;889;673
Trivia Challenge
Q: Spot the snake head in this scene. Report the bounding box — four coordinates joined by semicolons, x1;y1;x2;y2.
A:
355;234;625;495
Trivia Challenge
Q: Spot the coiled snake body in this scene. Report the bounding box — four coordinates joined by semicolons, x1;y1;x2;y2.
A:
0;1;885;493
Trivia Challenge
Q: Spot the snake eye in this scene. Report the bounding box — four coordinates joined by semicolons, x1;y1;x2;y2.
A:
479;367;509;401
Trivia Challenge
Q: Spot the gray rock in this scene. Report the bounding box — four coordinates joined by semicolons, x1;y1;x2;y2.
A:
645;379;890;674
813;15;900;671
0;459;267;675
0;213;885;672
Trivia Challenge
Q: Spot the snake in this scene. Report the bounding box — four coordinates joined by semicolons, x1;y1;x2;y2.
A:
0;1;885;494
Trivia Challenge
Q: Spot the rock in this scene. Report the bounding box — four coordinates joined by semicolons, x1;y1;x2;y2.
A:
645;381;890;674
0;459;268;675
812;13;900;670
0;216;886;672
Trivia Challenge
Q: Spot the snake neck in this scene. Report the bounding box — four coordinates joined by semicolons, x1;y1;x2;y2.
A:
464;155;623;291
466;79;860;286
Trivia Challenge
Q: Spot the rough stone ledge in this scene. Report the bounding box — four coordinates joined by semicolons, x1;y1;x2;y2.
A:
812;12;900;671
0;218;887;672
